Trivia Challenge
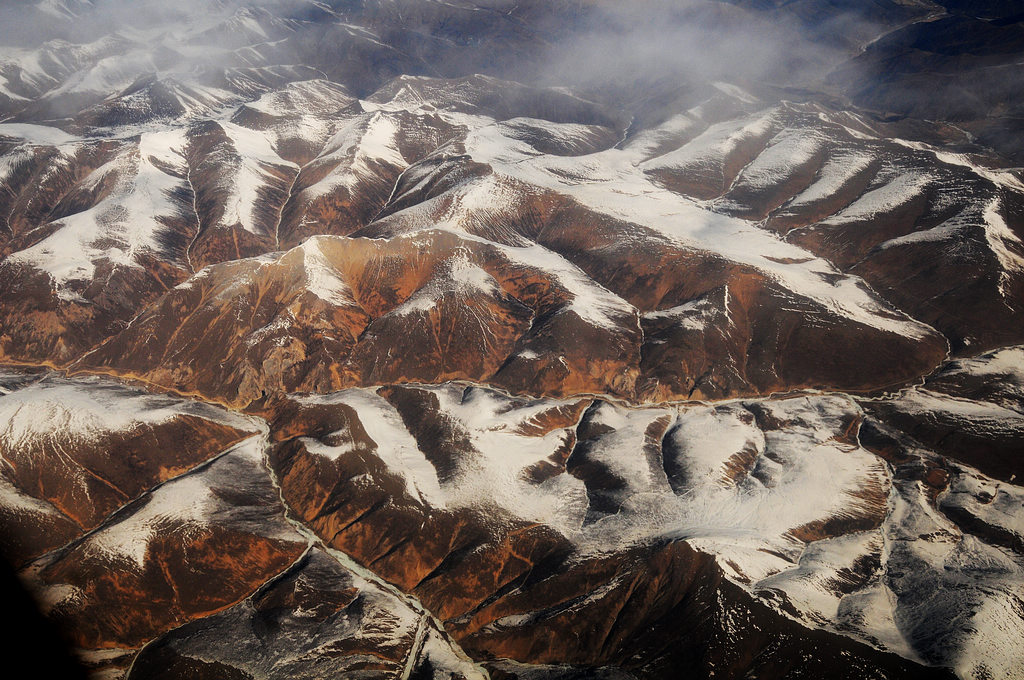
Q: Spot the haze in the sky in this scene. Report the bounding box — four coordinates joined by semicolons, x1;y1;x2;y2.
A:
537;0;869;92
0;0;871;97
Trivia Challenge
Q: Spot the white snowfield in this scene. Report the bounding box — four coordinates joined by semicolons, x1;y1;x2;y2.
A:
0;375;252;448
9;128;192;292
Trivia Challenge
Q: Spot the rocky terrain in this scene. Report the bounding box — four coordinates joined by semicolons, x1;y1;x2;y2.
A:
0;1;1022;679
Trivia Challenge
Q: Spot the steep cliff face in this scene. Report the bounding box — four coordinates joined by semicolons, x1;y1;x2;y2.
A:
1;1;1024;679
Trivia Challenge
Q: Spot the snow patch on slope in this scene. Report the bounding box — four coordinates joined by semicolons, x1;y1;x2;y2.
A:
296;389;444;507
982;199;1024;297
0;374;253;447
8;128;189;292
0;474;70;523
300;111;405;201
731;127;825;191
641;110;776;174
82;436;294;568
821;171;931;224
429;385;589;535
787;151;874;209
216;120;297;235
454;116;938;342
0;123;79;146
0;378;180;447
390;248;500;316
299;238;355;306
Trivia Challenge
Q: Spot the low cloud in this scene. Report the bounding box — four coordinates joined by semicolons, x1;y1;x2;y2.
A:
0;0;889;115
534;0;877;96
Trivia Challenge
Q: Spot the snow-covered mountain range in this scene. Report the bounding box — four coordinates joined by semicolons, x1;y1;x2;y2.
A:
1;1;1023;679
